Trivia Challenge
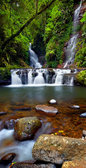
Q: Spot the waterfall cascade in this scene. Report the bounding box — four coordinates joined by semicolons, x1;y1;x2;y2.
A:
29;43;42;68
64;0;82;68
10;2;82;87
11;68;77;86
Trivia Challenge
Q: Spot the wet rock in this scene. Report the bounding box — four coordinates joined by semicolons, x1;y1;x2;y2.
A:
62;159;86;168
49;99;57;104
0;120;4;130
0;153;16;165
82;130;86;140
4;119;16;129
32;134;86;164
14;117;42;141
0;111;7;116
11;162;56;168
80;112;86;117
69;105;80;109
11;107;31;111
35;105;58;116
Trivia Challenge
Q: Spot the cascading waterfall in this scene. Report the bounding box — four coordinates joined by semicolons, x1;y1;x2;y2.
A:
10;68;77;86
29;43;42;68
10;2;82;87
64;0;82;68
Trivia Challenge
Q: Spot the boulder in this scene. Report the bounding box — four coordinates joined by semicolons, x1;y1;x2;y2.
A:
62;160;86;168
35;105;58;116
14;117;42;141
32;134;86;164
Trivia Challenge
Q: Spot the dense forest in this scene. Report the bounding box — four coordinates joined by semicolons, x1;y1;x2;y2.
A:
0;0;86;68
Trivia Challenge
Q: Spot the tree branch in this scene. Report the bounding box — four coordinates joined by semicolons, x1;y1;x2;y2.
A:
1;0;56;50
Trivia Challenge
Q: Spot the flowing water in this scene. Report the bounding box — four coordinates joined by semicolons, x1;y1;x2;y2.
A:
10;68;76;87
0;1;85;167
29;43;42;68
64;0;82;68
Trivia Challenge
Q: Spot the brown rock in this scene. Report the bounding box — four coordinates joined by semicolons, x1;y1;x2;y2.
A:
32;134;86;164
62;160;86;168
0;111;7;116
14;117;42;141
0;153;16;164
35;105;58;116
11;162;55;168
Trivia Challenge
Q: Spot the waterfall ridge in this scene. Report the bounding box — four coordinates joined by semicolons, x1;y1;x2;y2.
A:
10;68;77;87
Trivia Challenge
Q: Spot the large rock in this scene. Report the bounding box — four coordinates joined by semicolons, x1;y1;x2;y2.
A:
62;160;86;168
32;134;86;164
14;117;41;141
11;162;55;168
35;105;58;116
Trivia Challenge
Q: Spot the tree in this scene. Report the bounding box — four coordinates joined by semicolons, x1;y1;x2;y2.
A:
1;0;56;50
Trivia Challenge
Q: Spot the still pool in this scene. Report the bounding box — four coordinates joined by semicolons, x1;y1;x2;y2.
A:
0;86;86;104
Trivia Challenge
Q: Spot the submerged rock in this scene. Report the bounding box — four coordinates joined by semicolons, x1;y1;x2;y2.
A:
35;105;58;116
69;105;80;109
62;159;86;168
14;117;42;141
32;134;86;164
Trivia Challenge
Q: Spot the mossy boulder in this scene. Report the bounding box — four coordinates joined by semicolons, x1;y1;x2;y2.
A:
75;70;86;86
14;117;42;141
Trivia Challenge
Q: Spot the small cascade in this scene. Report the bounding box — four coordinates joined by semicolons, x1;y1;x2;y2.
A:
64;0;82;68
11;70;22;85
34;72;45;84
10;68;77;86
29;43;42;68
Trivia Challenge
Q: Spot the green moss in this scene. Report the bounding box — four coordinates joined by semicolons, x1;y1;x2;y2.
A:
76;70;86;86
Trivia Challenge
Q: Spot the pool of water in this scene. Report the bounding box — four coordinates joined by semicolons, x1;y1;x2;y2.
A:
0;85;86;168
0;86;86;104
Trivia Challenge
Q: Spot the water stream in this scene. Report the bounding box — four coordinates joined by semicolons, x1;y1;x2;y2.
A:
64;0;82;68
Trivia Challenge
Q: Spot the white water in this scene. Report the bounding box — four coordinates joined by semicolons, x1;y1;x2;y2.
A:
11;70;22;86
29;43;42;68
64;0;82;68
0;129;35;163
10;68;77;87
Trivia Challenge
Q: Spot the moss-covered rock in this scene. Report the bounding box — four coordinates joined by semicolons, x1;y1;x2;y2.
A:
14;117;42;141
75;70;86;86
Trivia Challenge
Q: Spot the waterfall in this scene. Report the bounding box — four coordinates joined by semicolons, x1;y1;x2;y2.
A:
11;70;22;85
10;68;77;86
29;43;42;68
64;0;82;68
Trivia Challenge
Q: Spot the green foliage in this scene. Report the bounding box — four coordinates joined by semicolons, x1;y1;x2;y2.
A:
76;70;86;86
